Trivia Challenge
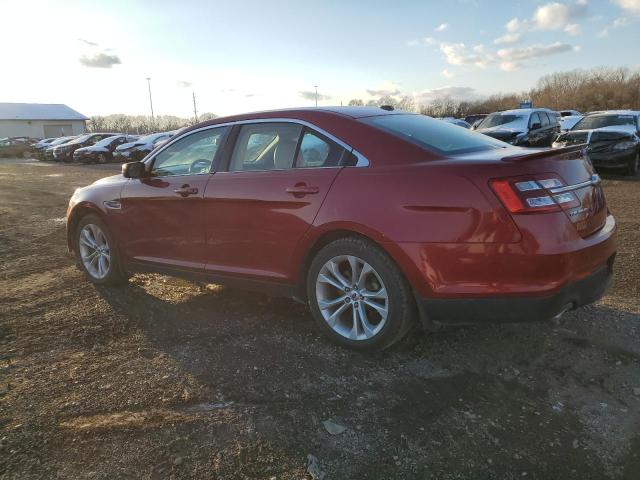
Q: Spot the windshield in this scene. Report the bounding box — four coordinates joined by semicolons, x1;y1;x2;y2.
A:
50;137;73;146
361;114;507;155
572;114;637;130
93;136;121;147
68;134;92;144
477;113;527;129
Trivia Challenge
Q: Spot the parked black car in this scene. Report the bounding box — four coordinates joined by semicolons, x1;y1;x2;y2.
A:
112;131;176;162
41;136;78;161
552;110;640;175
52;133;114;162
464;113;487;127
73;134;139;164
475;108;559;147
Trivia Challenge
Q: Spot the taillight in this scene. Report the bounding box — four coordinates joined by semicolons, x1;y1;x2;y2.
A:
490;175;576;214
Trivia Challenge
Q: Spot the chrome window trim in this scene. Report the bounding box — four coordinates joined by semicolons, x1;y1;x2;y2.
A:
145;118;371;171
548;174;601;194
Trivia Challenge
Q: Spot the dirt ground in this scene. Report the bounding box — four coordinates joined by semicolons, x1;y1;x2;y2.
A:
1;157;639;480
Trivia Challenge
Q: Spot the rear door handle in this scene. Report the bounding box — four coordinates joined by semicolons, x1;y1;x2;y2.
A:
174;185;199;197
285;185;319;195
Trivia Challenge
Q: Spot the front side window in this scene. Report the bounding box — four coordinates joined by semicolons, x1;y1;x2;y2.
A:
150;127;228;177
529;113;542;129
297;129;345;168
361;114;506;155
539;112;550;127
229;123;302;171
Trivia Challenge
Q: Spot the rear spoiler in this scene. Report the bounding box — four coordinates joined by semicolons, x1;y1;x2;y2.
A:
501;144;588;163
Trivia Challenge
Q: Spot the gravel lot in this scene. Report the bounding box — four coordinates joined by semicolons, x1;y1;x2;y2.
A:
1;158;639;480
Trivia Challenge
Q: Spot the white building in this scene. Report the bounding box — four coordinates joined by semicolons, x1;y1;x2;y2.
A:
0;103;88;139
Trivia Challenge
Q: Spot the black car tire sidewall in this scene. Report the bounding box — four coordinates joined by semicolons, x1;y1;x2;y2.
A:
74;214;127;285
307;237;414;350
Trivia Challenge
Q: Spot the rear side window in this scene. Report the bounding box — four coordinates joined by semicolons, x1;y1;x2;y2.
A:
361;114;506;155
296;129;346;168
230;123;302;171
539;112;550;127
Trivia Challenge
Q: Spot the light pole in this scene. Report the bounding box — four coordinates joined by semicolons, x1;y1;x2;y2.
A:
314;85;318;107
192;91;198;123
145;77;155;123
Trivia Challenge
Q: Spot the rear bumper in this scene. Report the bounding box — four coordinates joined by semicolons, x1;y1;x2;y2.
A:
420;255;614;325
590;149;636;168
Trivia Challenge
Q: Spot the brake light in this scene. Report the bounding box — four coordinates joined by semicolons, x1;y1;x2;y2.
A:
489;176;574;214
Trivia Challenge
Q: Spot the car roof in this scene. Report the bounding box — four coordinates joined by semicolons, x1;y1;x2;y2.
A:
494;108;554;115
585;110;639;116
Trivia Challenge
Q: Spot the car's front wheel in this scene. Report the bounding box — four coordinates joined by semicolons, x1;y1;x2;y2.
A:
307;237;414;350
74;214;128;285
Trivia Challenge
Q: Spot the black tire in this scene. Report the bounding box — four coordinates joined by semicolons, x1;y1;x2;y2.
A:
306;237;415;350
626;152;639;176
97;154;107;164
74;214;129;286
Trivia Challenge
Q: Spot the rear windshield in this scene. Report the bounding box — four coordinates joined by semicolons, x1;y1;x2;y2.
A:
572;114;637;130
361;114;506;155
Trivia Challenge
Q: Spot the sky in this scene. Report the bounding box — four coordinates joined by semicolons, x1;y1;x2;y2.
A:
1;0;639;118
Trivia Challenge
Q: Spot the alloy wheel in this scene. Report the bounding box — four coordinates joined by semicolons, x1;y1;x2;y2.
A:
78;224;111;279
315;255;389;341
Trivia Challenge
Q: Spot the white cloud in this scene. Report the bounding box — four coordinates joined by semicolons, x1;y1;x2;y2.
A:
497;42;574;62
494;32;521;44
299;90;331;101
613;16;631;27
440;42;492;68
440;69;455;79
500;62;520;72
79;52;121;68
564;23;581;35
504;2;587;37
614;0;640;16
597;28;609;37
435;23;449;32
532;1;588;31
506;17;526;32
366;81;402;98
416;86;479;103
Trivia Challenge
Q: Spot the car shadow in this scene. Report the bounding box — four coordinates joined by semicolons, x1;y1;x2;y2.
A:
92;276;640;477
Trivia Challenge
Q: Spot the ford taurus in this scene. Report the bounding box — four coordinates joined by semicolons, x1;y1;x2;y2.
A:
66;107;616;350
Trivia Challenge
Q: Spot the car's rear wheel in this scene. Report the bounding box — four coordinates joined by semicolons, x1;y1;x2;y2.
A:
75;214;128;285
98;154;107;164
307;237;414;350
627;152;639;176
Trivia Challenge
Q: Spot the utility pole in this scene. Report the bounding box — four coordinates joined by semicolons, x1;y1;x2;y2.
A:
314;85;318;107
145;77;155;123
192;91;198;123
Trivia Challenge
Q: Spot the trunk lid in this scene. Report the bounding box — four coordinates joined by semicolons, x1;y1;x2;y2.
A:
500;145;607;237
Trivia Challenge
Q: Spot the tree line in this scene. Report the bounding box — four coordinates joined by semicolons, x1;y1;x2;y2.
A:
349;67;640;118
86;113;217;134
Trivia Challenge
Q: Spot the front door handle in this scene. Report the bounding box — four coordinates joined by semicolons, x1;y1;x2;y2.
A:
285;185;319;196
174;185;199;197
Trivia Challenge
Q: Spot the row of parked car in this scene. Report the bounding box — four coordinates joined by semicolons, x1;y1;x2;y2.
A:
22;130;178;164
440;108;640;175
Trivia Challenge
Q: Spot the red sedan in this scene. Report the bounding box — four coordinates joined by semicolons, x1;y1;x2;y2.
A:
66;107;616;350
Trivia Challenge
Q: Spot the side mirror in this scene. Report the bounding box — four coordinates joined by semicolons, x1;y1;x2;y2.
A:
530;122;542;131
122;161;147;178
